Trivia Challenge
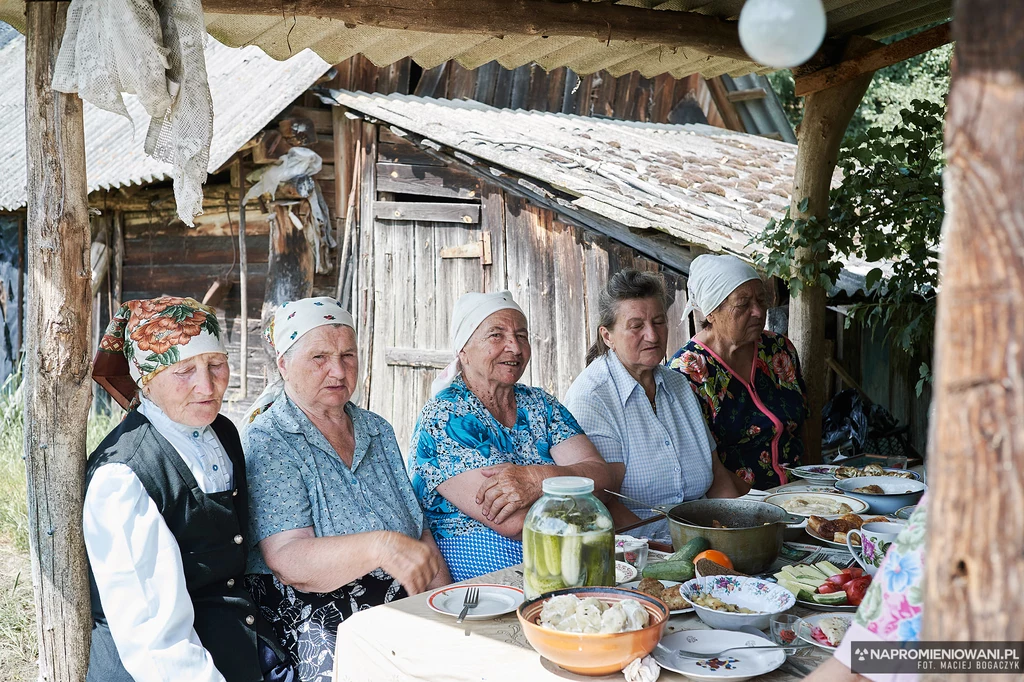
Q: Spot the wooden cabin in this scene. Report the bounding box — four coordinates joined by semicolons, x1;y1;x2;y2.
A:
323;91;929;456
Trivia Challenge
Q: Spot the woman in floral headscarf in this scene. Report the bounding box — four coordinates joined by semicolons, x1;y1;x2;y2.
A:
85;297;294;682
668;255;808;490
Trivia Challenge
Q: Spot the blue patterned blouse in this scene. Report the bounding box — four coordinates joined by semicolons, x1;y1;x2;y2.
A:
408;375;584;580
244;395;425;576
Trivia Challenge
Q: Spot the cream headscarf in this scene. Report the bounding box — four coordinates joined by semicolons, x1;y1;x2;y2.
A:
431;291;525;397
243;296;356;426
682;255;761;323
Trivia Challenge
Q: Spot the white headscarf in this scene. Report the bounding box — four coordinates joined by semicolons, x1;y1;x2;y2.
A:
682;254;761;322
243;296;356;428
431;291;525;397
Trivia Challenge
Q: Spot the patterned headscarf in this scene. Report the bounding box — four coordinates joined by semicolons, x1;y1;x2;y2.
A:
243;296;356;427
93;297;226;409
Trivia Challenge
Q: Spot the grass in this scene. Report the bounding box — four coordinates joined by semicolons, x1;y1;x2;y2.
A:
0;368;124;681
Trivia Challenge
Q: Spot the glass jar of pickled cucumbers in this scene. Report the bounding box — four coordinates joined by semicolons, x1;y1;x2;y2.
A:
522;476;615;600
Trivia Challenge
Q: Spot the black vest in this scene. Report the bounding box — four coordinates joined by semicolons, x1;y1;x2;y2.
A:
85;409;278;682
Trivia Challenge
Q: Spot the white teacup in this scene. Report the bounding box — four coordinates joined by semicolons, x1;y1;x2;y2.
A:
846;522;904;575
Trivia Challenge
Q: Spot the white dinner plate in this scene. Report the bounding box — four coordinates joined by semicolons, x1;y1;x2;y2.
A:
427;583;524;621
652;629;786;681
786;465;839;482
797;612;854;650
762;491;870;517
619;579;694;614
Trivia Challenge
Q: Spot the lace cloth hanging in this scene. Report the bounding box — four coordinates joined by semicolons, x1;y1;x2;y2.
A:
52;0;213;226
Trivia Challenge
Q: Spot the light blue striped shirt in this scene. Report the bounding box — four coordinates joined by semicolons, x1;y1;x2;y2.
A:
564;350;715;540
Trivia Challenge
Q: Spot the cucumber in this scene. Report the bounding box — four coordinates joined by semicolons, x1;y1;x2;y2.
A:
811;591;849;605
797;589;817;602
666;537;710;564
561;532;583;585
542;531;563;577
642;559;696;582
818;561;844;577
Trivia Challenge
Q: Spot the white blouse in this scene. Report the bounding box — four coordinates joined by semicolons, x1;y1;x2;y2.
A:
82;399;235;682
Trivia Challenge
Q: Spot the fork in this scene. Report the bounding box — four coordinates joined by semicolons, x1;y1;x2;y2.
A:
456;587;479;624
675;644;799;659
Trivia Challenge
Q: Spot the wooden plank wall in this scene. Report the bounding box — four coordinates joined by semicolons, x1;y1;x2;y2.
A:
114;192;272;420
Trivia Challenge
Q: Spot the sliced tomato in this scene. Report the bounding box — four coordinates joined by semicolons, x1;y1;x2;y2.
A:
842;567;865;579
827;573;852;587
843;576;872;606
817;582;839;594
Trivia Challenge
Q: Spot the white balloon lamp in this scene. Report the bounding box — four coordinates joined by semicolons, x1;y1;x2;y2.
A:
738;0;828;68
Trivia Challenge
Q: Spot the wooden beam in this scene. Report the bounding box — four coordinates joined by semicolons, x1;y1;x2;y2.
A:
704;77;745;132
23;3;92;680
374;201;480;223
725;87;767;102
375;162;481;200
795;22;952;97
924;0;1024;649
788;42;876;466
201;0;748;60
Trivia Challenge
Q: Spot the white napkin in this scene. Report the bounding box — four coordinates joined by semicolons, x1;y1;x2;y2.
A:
623;656;661;682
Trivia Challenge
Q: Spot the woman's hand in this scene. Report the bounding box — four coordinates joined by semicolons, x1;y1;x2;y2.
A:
476;464;547;525
375;531;443;595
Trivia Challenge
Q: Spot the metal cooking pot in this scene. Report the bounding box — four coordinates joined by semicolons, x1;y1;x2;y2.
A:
663;499;803;574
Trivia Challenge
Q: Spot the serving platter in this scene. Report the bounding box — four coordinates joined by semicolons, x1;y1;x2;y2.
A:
762;491;869;517
804;512;904;548
786;465;839;482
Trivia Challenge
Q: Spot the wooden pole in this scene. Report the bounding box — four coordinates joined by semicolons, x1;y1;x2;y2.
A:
789;43;875;465
261;203;315;359
111;210;123;309
199;0;748;60
24;3;93;681
923;0;1024;656
238;159;249;398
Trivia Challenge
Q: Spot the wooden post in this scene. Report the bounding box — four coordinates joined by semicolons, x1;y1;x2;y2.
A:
789;44;874;464
238;159;249;398
923;0;1024;654
261;203;315;359
111;210;124;309
24;3;93;681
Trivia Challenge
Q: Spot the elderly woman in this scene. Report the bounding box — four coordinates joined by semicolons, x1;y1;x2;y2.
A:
84;297;293;682
564;270;747;540
408;291;625;581
243;297;449;682
669;254;808;490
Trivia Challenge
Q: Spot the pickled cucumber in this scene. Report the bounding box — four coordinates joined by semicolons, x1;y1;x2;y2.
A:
560;526;583;585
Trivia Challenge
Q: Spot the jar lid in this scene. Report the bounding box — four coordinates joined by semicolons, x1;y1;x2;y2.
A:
542;476;594;495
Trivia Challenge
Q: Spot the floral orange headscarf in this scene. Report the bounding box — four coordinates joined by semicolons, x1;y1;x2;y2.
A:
93;297;227;409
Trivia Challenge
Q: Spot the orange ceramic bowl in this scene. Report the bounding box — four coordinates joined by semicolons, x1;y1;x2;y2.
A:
516;587;669;676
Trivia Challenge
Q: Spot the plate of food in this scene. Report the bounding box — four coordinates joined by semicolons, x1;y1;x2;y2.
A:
834;464;920;480
786;465;840;482
797;613;853;650
773;561;871;612
805;513;899;548
762;491;869;517
621;578;694;614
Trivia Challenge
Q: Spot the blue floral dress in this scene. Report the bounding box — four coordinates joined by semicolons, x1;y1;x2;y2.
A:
408;375;584;581
669;331;807;490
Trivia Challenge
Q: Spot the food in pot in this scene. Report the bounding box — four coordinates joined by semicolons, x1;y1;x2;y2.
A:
780;496;854;515
660;585;689;611
636;577;665;598
538;594;650;634
852;484;886;494
689;592;760;614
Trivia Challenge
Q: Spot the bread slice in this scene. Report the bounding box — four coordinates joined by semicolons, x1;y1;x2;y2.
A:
695;558;747;578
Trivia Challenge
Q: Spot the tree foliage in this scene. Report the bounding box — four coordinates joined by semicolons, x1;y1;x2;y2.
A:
752;99;945;394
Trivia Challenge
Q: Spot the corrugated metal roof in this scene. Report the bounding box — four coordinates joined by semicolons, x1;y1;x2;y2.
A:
720;74;797;144
327;90;880;292
0;0;952;80
0;30;329;211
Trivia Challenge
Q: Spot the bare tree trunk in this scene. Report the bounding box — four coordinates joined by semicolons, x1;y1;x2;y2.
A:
24;3;93;681
789;51;874;464
923;0;1024;665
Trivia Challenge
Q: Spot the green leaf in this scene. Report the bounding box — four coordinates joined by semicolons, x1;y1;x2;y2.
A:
146;347;181;366
201;313;221;339
797;197;810;213
865;267;884;291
